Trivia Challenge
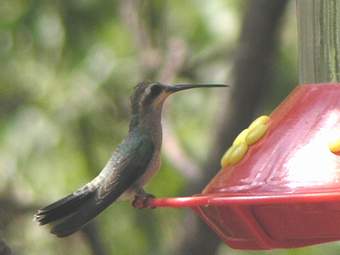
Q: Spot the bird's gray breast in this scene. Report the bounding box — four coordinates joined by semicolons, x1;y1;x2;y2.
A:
135;150;161;187
135;121;163;188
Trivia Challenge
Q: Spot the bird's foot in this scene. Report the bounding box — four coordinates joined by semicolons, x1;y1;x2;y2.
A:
132;190;155;209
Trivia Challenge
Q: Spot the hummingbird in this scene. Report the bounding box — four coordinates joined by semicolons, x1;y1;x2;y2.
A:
34;81;228;237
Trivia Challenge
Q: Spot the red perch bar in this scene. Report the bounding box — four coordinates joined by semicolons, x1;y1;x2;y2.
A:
150;83;340;250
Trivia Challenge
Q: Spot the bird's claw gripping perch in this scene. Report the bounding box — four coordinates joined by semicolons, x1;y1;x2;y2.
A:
132;192;156;209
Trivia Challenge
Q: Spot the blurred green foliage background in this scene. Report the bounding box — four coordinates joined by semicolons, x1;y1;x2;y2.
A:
1;0;339;255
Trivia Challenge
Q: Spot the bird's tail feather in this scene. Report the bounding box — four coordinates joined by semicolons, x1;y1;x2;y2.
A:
34;188;122;237
50;197;110;237
35;190;94;225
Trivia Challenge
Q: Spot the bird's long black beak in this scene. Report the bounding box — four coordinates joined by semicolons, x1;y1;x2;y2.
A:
166;83;229;93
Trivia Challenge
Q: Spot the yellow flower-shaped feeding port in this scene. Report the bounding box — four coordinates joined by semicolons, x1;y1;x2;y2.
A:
329;138;340;155
246;123;268;145
220;143;248;167
221;115;270;168
248;115;270;130
233;129;249;145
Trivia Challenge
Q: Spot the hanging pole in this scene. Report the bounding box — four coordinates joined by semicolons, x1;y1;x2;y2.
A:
297;0;340;83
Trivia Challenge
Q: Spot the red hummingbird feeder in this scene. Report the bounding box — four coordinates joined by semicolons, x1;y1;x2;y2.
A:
148;83;340;250
147;0;340;249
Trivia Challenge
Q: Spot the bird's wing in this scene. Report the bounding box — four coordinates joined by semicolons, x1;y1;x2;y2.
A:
94;131;155;202
35;131;155;237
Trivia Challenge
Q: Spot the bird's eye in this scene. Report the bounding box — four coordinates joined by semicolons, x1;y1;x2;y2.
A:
142;83;163;106
150;84;162;96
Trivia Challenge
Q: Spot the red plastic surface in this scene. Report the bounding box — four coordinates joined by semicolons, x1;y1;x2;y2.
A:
150;83;340;250
204;84;340;195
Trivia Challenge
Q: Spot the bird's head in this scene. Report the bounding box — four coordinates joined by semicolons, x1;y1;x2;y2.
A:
129;81;228;129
